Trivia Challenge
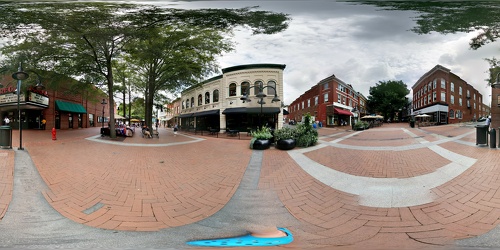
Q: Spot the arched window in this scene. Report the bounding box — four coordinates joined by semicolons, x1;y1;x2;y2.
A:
254;81;263;95
229;83;236;96
190;97;194;107
186;99;189;108
241;81;250;96
267;81;277;95
182;101;185;109
449;109;454;119
198;94;202;106
213;89;219;102
205;92;210;104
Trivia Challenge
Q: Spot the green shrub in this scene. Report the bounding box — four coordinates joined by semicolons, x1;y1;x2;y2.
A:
251;126;273;140
295;113;318;147
354;121;368;130
274;126;297;141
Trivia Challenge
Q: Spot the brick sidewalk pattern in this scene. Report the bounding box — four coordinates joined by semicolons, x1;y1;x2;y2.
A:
1;123;500;249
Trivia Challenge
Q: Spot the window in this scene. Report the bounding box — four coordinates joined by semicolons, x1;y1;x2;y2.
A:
428;82;431;91
441;92;445;102
433;80;436;89
459;97;462;106
451;95;454;104
307;99;310;107
424;96;427;105
191;97;194;107
229;83;236;97
337;94;341;102
198;94;202;106
241;81;250;96
302;101;304;109
441;79;445;89
474;94;476;100
457;110;463;119
424;85;427;92
205;92;210;104
254;81;263;95
459;86;462;96
451;82;454;92
467;90;470;97
213;89;219;102
324;93;329;103
324;82;329;90
186;99;190;108
267;81;276;95
182;101;185;109
433;92;436;101
449;109;454;119
314;96;318;105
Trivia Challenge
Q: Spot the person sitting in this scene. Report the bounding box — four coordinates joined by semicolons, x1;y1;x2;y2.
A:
142;126;151;138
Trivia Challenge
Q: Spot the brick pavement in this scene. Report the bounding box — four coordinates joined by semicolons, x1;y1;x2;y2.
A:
1;123;500;249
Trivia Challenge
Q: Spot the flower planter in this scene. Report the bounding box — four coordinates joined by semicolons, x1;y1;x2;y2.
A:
252;139;271;150
276;139;296;150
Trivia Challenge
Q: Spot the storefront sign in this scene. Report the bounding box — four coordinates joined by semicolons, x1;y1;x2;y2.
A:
0;93;24;104
0;86;15;95
29;92;49;105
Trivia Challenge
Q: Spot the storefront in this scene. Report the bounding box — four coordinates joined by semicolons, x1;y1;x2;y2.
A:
0;74;108;130
0;86;49;129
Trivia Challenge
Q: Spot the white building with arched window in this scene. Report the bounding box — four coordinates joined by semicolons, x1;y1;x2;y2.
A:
178;64;286;133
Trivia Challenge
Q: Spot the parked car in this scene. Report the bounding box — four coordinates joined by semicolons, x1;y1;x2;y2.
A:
477;117;486;122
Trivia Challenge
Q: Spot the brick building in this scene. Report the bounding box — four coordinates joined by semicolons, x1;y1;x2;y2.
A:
0;72;109;130
412;65;488;124
288;74;367;127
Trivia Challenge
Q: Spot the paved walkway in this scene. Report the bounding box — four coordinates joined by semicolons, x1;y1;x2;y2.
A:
1;123;500;248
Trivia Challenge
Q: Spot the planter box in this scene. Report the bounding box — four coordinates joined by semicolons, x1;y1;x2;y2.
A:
252;139;271;150
276;139;296;150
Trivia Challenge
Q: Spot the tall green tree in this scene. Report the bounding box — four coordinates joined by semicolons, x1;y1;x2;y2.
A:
0;2;289;137
367;80;410;121
124;25;232;129
355;1;500;50
354;1;500;85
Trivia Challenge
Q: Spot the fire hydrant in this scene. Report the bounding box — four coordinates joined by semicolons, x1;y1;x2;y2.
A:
51;127;57;140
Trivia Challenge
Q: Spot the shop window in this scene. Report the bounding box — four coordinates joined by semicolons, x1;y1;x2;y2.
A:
267;81;276;95
241;81;249;95
229;83;236;97
213;89;219;102
205;92;210;104
254;81;263;95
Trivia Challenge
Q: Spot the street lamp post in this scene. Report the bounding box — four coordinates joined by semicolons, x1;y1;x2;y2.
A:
240;81;280;128
101;98;107;129
11;63;29;151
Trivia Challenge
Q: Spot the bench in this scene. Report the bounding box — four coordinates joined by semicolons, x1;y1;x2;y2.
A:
209;128;219;137
226;129;240;139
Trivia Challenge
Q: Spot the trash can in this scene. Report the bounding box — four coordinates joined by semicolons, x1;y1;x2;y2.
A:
0;125;12;149
409;120;415;128
476;124;489;146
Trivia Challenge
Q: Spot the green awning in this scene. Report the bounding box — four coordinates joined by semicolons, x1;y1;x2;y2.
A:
55;100;87;114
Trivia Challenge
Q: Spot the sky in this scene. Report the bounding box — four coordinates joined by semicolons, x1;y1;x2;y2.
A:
3;0;499;106
140;0;498;106
148;0;499;105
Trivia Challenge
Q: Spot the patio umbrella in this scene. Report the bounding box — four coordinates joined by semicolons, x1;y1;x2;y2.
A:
130;118;141;122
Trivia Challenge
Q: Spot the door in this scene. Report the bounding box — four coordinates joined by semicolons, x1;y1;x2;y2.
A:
68;113;73;129
55;112;60;129
78;114;83;128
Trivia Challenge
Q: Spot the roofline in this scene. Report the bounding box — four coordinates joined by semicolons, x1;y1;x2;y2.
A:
412;64;450;89
222;63;286;74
